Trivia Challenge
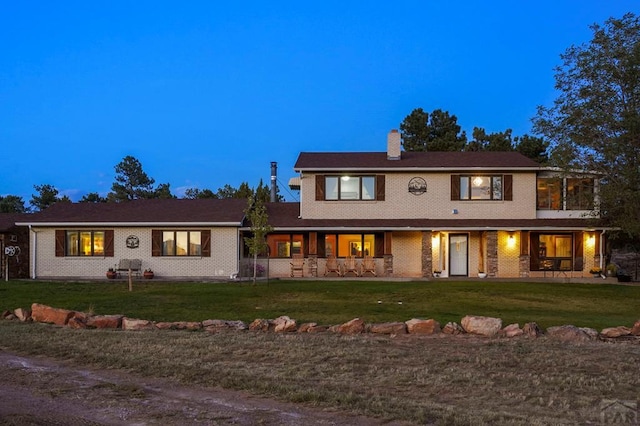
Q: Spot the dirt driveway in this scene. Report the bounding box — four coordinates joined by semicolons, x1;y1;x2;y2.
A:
0;351;401;426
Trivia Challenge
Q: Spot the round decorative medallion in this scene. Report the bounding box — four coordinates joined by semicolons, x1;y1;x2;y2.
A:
126;235;140;249
408;177;427;195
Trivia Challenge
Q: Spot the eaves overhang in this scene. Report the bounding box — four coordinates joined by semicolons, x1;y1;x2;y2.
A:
18;222;243;227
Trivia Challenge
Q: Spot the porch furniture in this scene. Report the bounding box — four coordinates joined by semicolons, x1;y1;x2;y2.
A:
361;255;376;276
115;259;142;278
325;255;342;276
290;254;305;277
343;255;360;277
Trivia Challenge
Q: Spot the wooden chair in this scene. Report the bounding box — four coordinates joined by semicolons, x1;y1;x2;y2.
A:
361;256;376;277
325;255;342;276
290;254;305;277
343;255;360;277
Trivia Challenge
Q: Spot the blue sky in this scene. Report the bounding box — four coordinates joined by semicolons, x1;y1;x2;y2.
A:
1;1;638;204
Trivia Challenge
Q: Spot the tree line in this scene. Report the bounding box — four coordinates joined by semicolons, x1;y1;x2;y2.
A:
0;155;281;213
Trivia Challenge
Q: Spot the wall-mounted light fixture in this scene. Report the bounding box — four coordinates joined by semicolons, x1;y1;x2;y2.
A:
507;232;516;248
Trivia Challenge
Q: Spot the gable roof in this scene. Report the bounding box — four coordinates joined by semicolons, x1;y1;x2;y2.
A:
16;199;248;226
294;151;541;171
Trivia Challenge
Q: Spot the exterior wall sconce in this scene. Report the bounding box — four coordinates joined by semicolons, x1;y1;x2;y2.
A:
507;233;516;248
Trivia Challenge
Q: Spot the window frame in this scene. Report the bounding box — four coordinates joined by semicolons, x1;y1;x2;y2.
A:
162;230;203;256
55;229;114;257
324;175;376;201
151;229;211;257
458;175;503;201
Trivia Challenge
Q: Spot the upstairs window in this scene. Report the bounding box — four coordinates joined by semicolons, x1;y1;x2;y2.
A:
537;178;563;210
457;176;504;200
316;175;385;201
566;178;594;210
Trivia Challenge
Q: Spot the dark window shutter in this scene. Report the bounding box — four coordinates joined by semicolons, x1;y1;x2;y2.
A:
374;233;384;257
104;230;114;257
152;230;162;256
55;230;65;257
529;233;540;270
451;175;460;200
317;233;326;258
201;230;211;257
520;231;529;256
315;175;325;201
503;175;513;201
376;175;385;201
573;232;584;271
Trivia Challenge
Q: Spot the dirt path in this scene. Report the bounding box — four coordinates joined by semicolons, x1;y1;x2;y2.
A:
0;350;400;426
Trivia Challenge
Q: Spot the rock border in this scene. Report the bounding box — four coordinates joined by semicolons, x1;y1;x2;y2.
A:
2;304;639;344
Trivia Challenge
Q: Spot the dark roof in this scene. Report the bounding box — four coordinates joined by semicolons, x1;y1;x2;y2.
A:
0;213;30;231
17;199;248;225
294;151;541;171
264;203;605;230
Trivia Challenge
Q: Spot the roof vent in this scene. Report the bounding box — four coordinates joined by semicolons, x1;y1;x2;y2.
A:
387;129;401;160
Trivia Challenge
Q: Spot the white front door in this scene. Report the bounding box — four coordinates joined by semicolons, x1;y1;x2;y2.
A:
449;234;468;276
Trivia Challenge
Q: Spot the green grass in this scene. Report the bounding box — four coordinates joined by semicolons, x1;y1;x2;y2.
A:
1;279;638;329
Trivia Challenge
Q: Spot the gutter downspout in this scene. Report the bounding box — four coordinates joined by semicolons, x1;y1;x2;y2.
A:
29;225;37;279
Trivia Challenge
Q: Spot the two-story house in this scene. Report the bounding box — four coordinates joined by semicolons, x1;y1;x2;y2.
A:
261;130;606;279
17;130;606;280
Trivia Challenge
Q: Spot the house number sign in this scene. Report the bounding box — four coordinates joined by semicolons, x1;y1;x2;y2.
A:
126;235;140;249
408;177;427;195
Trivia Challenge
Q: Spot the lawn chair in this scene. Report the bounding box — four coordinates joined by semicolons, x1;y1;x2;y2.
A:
325;255;342;277
343;255;360;277
361;255;377;277
290;254;305;277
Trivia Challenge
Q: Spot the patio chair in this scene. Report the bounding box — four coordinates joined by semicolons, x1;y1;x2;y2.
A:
325;255;342;276
115;259;130;278
361;255;377;277
290;254;305;277
130;259;142;278
343;255;360;277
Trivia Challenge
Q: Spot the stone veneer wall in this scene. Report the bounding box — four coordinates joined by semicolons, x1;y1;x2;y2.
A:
421;231;433;278
487;231;498;278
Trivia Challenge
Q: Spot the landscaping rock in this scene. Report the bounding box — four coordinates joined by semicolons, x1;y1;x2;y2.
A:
273;316;297;333
298;322;329;333
442;322;464;335
546;325;594;343
631;320;640;336
369;322;407;335
249;319;271;332
122;317;154;331
332;318;365;334
170;321;202;331
67;316;88;329
600;326;632;338
31;303;75;326
522;322;543;338
499;323;523;338
405;318;440;335
13;308;31;322
579;327;599;340
203;320;247;332
86;315;123;329
1;310;11;319
461;315;502;337
155;322;174;330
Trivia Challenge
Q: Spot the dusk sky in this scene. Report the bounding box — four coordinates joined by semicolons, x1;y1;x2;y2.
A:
2;2;638;204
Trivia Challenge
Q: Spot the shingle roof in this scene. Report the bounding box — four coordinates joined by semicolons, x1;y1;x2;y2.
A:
264;202;603;230
0;213;29;231
17;199;248;225
294;151;541;171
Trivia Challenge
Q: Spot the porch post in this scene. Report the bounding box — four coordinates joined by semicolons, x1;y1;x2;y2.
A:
383;231;393;277
519;231;530;278
486;231;498;277
421;231;433;278
308;232;318;277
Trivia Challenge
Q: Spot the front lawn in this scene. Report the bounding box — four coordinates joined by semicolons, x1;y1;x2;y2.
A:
1;279;637;329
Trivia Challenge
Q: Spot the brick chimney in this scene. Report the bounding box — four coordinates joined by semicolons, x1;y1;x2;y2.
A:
387;129;401;160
